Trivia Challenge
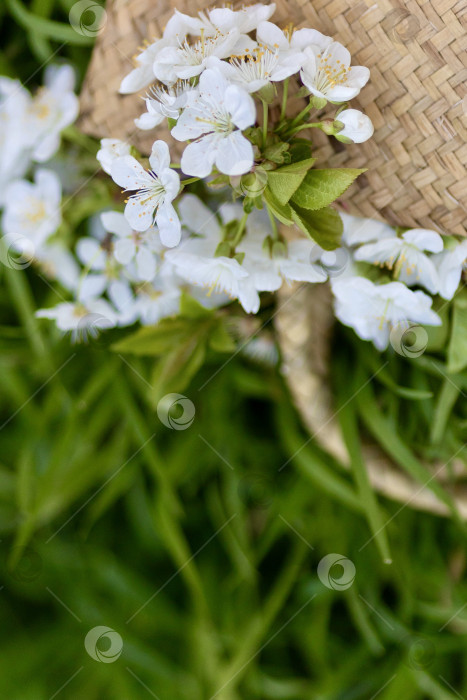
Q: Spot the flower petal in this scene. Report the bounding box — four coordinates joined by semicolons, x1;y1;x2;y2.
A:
257;21;289;51
135;247;157;281
180;138;217;177
149;140;171;172
214;131;253;176
156;202;182;247
100;210;132;237
111;156;153;190
124;194;156;232
402;229;443;253
225;85;257;129
114;237;136;265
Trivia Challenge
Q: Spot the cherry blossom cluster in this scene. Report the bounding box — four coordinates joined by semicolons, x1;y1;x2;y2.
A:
328;213;467;350
40;2;378;337
1;5;465;353
0;65;79;289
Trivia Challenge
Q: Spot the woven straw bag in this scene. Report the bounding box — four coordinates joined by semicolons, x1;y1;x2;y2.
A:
80;0;467;236
79;0;467;515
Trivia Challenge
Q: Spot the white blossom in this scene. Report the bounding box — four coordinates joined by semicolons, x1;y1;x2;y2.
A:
0;78;34;203
133;272;182;325
76;224;120;301
332;276;441;350
257;21;330;54
111;140;181;246
199;4;277;35
100;210;160;282
97;138;132;175
107;279;140;326
433;239;467;300
238;220;327;291
354;228;443;293
2;169;61;249
37;298;117;341
153;29;249;83
341;212;395;247
28;65;79;163
135;81;194;130
210;42;303;93
300;41;370;103
166;195;256;311
34;243;80;292
120;39;172;94
171;68;255;177
335;109;374;143
118;11;205;95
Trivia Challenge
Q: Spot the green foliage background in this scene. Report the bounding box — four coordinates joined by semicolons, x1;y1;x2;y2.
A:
1;2;467;698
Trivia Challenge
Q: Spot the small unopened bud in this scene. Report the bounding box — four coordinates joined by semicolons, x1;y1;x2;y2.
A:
320;119;336;135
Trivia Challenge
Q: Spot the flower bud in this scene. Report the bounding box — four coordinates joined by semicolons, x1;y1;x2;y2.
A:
320;119;336;135
333;109;374;143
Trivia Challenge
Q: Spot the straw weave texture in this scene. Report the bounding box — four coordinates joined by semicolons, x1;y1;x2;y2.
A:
80;0;467;236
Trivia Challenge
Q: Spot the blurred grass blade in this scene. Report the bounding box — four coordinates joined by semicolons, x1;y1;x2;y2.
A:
430;379;461;446
338;398;391;562
276;403;363;513
356;384;463;528
6;0;95;44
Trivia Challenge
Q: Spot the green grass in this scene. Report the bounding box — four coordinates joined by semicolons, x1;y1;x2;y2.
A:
2;4;467;698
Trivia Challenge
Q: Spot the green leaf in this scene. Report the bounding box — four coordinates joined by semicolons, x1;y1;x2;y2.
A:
289;141;313;163
6;0;95;44
292;168;366;211
263;188;294;225
263;141;290;165
425;300;449;352
290;204;343;250
338;398;392;563
112;320;193;356
266;159;316;206
275;158;316;174
113;294;216;356
244;126;263;148
447;291;467;373
267;172;306;207
430;379;461;446
356;383;462;525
